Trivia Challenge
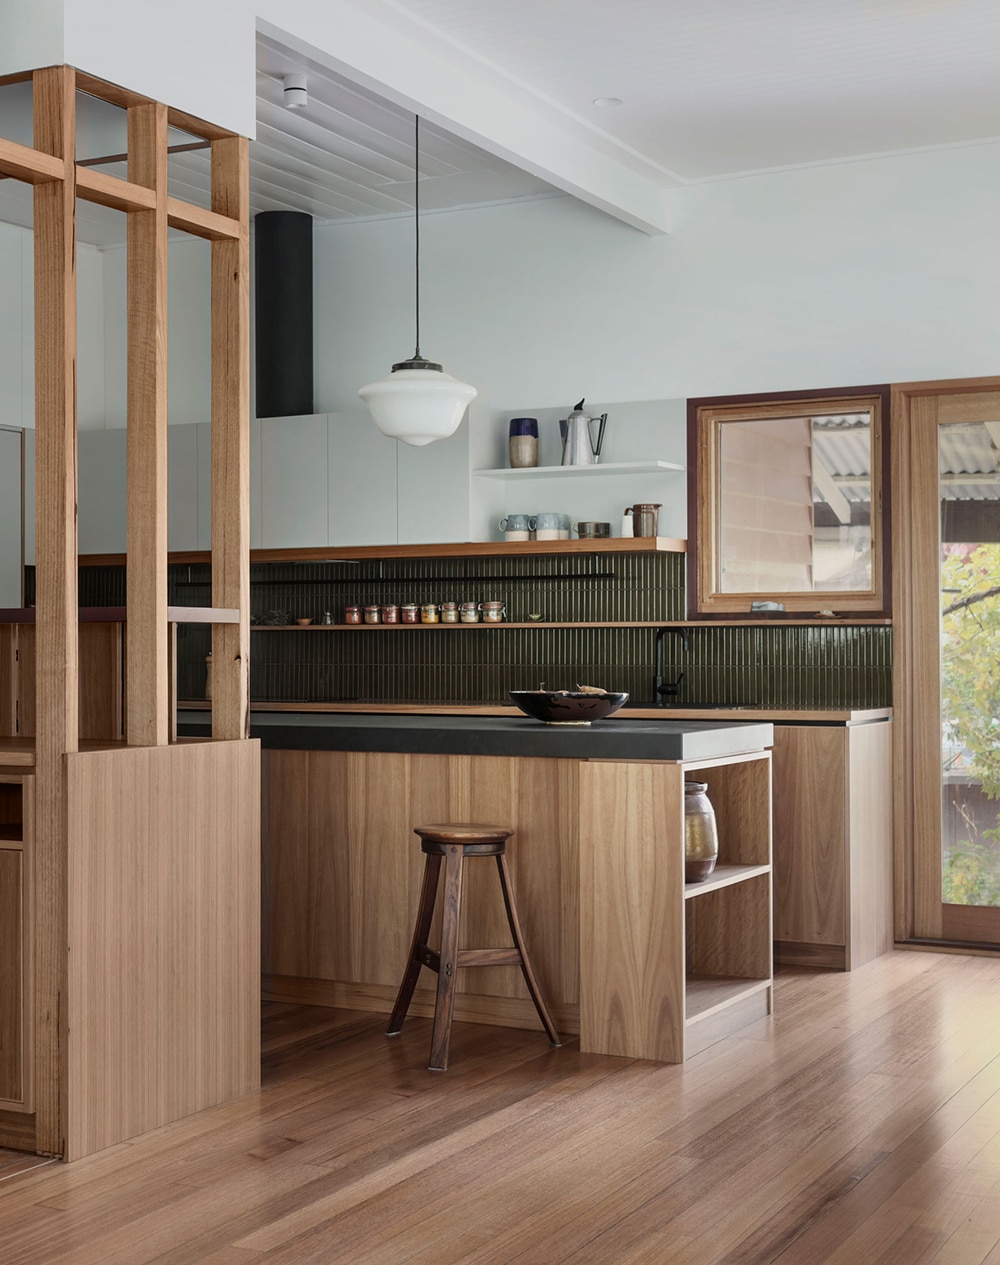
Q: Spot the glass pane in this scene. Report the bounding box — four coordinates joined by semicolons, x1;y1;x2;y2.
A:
716;409;872;594
940;420;1000;906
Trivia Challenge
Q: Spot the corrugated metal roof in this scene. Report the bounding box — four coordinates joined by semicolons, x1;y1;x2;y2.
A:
814;418;999;504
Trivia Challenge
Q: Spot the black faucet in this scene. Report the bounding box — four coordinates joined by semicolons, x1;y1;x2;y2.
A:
653;626;689;705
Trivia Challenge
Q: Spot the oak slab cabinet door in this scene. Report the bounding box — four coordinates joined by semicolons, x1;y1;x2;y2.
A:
772;720;893;970
0;773;32;1136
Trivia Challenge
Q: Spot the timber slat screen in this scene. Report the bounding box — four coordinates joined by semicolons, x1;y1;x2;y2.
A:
3;65;256;1160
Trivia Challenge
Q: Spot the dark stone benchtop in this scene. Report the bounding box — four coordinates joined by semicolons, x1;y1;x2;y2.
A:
178;711;774;763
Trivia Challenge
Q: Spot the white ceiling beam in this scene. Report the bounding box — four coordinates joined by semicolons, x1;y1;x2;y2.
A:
813;458;853;524
256;6;674;235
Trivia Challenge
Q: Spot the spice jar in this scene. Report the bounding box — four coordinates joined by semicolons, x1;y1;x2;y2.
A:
363;605;381;625
420;603;440;624
381;604;399;624
459;602;480;624
439;601;458;623
401;603;419;624
481;600;505;624
344;605;361;625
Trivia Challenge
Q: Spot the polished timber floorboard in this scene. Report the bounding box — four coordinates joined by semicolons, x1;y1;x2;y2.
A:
4;952;1000;1263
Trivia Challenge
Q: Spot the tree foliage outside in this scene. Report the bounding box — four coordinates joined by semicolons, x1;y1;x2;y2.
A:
940;542;1000;906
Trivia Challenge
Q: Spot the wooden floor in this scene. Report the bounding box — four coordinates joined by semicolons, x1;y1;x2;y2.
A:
2;950;1000;1263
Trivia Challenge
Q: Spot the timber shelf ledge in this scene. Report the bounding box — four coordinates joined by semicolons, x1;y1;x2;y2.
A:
76;537;687;567
684;862;771;898
0;606;239;624
685;976;772;1022
252;620;685;631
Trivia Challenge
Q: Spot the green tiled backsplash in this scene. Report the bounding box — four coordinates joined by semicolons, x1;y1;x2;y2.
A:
31;552;892;708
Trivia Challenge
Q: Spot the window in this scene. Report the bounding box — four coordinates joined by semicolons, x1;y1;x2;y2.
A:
687;386;890;615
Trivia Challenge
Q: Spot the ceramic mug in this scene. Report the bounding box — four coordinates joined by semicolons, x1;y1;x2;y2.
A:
499;513;536;542
534;511;563;541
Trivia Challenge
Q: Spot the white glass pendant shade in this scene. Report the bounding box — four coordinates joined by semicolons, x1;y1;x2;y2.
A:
359;362;477;447
360;115;477;445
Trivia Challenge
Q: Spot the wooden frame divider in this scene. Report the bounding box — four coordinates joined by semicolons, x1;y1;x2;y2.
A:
5;63;256;1158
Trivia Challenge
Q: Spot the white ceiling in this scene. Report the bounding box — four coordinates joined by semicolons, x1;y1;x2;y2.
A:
376;0;1000;181
4;0;1000;243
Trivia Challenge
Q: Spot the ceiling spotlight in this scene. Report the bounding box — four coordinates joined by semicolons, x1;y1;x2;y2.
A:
283;73;308;109
592;96;623;107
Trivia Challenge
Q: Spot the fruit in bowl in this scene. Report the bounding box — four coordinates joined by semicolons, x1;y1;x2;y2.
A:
509;687;628;725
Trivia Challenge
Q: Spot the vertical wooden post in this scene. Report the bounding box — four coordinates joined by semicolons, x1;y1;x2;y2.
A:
210;136;250;741
32;63;77;1157
125;103;169;746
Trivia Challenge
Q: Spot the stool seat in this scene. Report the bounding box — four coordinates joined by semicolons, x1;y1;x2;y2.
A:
387;822;561;1071
415;823;512;844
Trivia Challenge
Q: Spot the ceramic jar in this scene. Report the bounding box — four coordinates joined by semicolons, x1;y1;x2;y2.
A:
508;417;539;469
684;781;719;883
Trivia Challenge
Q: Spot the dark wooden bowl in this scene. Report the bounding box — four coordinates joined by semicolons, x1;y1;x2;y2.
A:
509;690;628;725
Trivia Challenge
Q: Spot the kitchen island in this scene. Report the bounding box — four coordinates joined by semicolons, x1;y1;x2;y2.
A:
181;712;774;1062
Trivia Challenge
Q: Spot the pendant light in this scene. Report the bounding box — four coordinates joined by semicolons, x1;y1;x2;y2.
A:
359;116;477;446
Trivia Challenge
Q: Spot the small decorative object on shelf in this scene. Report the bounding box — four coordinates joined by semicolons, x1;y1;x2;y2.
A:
498;513;534;541
684;781;719;882
625;503;661;537
322;610;333;624
344;605;361;624
508;417;539;468
481;600;505;623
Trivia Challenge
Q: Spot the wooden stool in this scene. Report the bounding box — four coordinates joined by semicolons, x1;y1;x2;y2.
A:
386;823;561;1071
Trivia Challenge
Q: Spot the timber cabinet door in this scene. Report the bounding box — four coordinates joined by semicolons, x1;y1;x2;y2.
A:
772;720;893;970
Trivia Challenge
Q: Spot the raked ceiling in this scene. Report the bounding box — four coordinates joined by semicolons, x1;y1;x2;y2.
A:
4;0;1000;244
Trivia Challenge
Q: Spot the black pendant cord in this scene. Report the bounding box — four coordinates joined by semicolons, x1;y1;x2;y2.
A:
391;114;440;373
414;114;421;360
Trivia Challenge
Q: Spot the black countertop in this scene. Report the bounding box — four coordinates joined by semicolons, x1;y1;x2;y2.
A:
179;711;773;762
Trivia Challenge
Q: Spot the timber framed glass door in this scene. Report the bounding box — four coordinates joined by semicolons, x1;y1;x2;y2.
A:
894;382;1000;945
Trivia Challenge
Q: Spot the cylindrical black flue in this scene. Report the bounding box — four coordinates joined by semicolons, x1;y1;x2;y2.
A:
254;211;313;417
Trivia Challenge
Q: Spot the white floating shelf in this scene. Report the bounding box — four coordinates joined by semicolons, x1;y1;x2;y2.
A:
473;460;684;480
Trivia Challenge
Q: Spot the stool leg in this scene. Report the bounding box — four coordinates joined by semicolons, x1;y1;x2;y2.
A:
496;853;562;1047
386;852;442;1036
429;844;465;1071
